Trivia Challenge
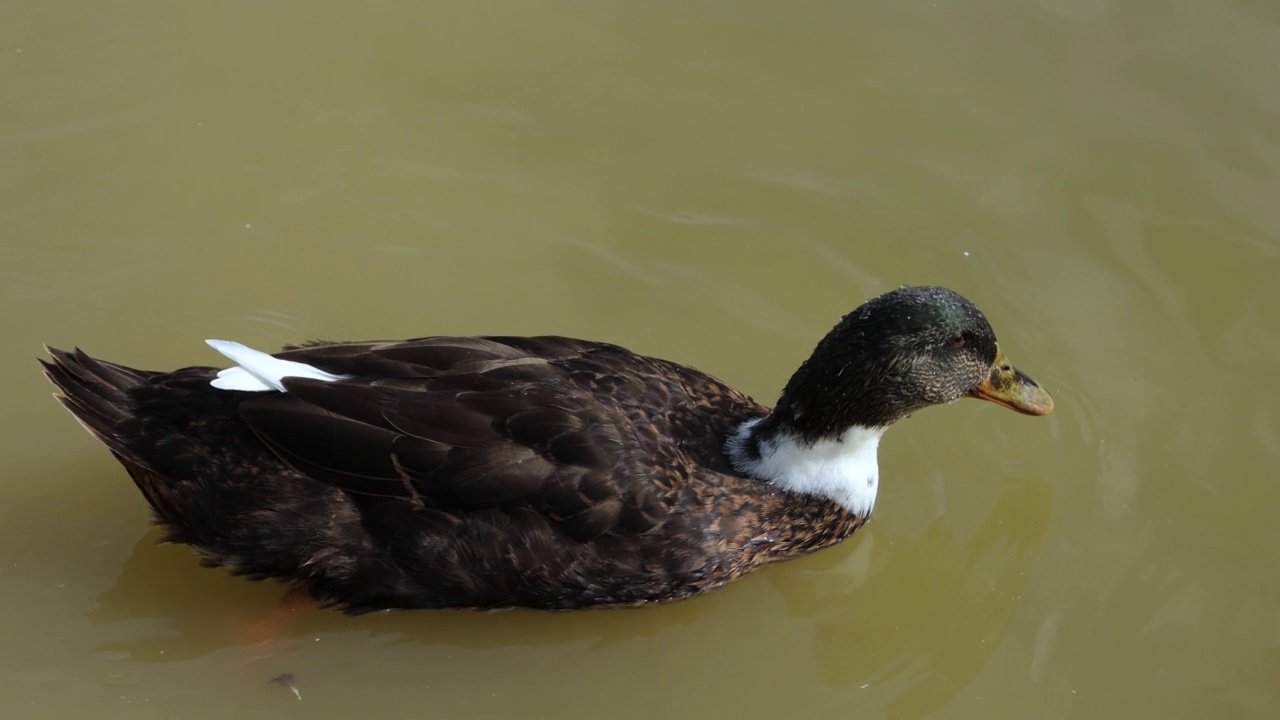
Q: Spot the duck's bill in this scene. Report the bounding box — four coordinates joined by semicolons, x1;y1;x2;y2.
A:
966;350;1054;416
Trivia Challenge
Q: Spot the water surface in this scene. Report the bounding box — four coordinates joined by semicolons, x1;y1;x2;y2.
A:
3;1;1278;718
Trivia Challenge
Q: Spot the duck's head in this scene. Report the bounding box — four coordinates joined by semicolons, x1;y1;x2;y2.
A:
771;285;1053;441
730;285;1052;515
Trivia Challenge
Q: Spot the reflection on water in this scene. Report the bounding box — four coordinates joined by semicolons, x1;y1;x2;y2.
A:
77;432;1053;717
89;533;711;663
782;480;1053;717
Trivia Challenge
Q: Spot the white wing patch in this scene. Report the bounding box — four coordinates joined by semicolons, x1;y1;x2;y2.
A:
206;339;349;392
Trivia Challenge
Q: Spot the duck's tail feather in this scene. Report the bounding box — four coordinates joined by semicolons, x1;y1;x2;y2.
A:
40;346;152;457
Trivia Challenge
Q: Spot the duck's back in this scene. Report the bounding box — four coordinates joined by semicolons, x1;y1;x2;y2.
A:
45;336;862;611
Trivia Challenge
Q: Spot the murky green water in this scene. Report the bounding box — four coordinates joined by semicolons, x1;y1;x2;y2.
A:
4;1;1278;717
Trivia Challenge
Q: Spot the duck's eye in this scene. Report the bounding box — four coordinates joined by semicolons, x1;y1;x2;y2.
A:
947;332;966;348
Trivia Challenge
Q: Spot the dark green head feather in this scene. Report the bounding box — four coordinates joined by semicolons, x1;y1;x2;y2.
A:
763;286;1001;441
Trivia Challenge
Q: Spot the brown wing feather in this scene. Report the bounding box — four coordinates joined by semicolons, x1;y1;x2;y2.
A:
236;336;656;543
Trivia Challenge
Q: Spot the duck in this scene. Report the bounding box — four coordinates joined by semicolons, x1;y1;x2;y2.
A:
42;285;1052;613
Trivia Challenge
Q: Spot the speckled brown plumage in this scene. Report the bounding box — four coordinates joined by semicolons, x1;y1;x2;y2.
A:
43;337;864;612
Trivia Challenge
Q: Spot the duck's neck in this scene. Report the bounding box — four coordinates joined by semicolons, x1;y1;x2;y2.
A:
726;417;885;518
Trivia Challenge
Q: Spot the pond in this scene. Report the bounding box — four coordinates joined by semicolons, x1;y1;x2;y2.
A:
3;1;1278;718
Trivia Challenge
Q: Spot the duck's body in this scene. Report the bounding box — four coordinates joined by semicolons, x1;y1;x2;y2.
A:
43;286;1051;612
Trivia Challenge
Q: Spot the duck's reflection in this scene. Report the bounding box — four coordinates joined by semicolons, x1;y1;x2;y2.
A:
89;474;1048;720
89;528;710;662
764;477;1053;715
